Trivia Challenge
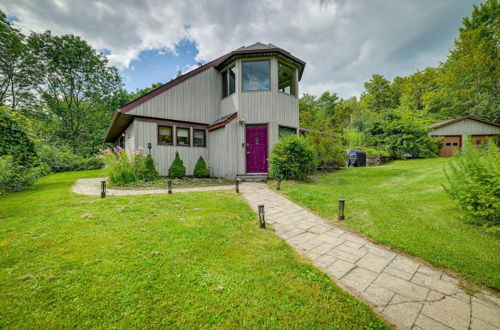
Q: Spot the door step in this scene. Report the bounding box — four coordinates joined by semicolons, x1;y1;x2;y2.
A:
237;174;269;182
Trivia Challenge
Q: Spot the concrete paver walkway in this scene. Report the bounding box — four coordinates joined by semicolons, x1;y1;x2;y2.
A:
72;177;233;196
239;182;500;330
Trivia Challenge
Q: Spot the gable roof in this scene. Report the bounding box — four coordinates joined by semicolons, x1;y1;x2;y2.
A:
430;115;500;130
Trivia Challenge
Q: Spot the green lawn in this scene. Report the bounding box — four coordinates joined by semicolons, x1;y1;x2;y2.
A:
275;158;500;292
0;170;388;328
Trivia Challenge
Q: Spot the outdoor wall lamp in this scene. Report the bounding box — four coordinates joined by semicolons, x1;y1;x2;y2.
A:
147;142;152;154
238;118;246;126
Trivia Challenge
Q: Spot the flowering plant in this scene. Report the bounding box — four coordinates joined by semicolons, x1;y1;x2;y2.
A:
98;147;147;185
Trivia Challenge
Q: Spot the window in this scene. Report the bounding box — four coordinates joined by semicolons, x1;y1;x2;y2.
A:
278;62;296;95
222;65;236;98
242;60;270;91
279;126;296;138
176;127;190;146
193;129;206;147
158;126;173;145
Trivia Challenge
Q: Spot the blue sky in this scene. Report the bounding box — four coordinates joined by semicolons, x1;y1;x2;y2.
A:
1;0;480;97
120;40;201;92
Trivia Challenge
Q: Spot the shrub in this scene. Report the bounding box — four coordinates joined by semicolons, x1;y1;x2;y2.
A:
99;147;145;185
0;106;38;166
444;138;499;234
193;156;210;178
138;154;160;181
269;135;318;181
168;152;186;178
306;132;345;170
38;144;103;172
0;156;43;193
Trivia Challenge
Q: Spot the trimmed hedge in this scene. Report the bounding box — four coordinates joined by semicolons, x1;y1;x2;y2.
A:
168;152;186;178
193;156;210;178
269;135;318;181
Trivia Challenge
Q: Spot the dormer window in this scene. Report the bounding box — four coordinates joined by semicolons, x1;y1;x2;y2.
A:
242;60;270;91
278;62;296;96
222;65;236;98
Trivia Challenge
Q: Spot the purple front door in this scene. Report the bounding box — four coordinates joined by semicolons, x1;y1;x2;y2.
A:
246;125;268;173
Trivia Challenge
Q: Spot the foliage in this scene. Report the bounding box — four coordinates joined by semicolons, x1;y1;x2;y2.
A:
277;158;500;290
0;155;46;193
360;74;398;112
99;147;145;185
343;127;366;148
168;152;186;178
306;132;345;170
269;135;318;181
28;31;124;155
193;156;210;178
361;147;391;157
444;138;499;233
0;11;42;109
38;144;103;173
137;154;160;182
0;106;38;166
365;111;440;159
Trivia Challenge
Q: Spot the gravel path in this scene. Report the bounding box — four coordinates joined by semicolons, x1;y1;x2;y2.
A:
72;177;233;196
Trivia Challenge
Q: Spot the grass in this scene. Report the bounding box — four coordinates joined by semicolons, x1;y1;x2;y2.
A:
108;176;235;189
0;170;388;328
274;158;500;292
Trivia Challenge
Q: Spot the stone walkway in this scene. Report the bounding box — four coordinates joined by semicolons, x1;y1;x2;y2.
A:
72;177;233;196
239;182;500;330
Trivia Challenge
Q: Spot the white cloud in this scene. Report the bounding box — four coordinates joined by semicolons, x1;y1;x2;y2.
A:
0;0;478;97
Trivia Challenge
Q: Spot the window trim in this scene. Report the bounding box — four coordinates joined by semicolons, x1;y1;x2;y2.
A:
242;59;271;92
157;125;173;145
277;61;297;97
193;129;207;147
176;126;191;147
222;64;236;99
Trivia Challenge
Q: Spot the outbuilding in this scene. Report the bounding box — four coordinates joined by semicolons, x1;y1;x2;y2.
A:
429;115;500;157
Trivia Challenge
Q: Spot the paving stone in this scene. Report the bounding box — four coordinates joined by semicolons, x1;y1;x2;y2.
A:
309;242;333;256
341;267;379;295
373;273;429;301
356;253;392;273
384;266;414;280
327;247;364;263
314;234;345;247
297;238;323;251
360;284;395;307
411;272;459;295
415;313;452;330
471;297;500;328
474;293;500;309
417;265;442;278
365;244;397;259
339;233;367;245
426;290;445;302
383;301;423;329
471;317;500;330
326;259;355;279
389;256;420;275
421;296;471;330
288;232;316;244
390;293;414;304
314;254;338;268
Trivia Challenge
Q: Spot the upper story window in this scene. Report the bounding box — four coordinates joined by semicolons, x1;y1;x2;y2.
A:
176;127;190;146
222;65;236;98
242;60;270;91
278;62;296;96
158;126;173;145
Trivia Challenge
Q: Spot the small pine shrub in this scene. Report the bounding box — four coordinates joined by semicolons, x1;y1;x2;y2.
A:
138;154;160;181
168;152;186;178
269;135;318;181
444;138;500;234
193;156;210;178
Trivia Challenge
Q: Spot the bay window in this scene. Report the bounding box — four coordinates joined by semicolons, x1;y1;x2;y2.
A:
278;62;296;96
242;60;270;91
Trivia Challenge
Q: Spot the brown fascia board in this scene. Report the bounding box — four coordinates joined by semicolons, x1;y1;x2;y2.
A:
430;115;500;130
207;113;238;131
104;111;134;142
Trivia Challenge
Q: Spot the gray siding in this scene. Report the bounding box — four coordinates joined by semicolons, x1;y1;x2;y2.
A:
124;122;135;151
134;120;208;176
431;119;500;138
128;68;221;123
208;120;240;177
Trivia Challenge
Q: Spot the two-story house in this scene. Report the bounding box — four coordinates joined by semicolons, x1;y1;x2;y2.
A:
105;42;306;178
